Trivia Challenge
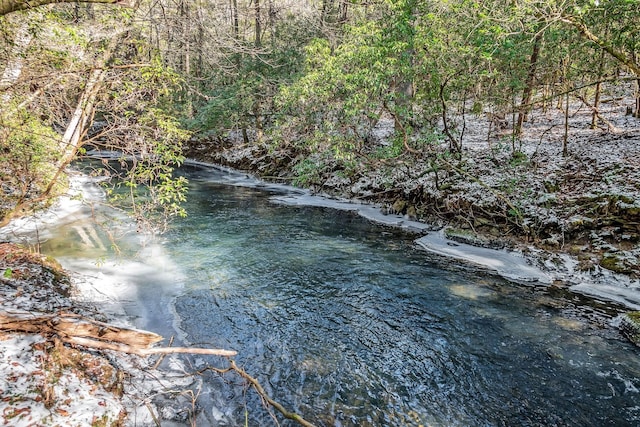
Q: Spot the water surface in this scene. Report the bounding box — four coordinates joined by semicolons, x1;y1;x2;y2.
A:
23;164;640;426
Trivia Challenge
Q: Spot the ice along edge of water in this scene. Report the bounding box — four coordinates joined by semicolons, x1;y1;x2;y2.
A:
186;160;640;310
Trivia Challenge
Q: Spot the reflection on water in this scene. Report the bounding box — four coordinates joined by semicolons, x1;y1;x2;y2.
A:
17;164;640;426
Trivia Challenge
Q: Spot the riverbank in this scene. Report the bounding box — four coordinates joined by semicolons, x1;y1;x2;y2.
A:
0;242;218;426
1;158;639;426
0;243;128;425
184;93;640;318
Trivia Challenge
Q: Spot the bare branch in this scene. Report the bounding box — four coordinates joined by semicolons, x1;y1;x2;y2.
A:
0;0;134;16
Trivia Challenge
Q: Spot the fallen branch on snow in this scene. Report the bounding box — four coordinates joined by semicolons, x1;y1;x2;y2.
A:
0;310;237;357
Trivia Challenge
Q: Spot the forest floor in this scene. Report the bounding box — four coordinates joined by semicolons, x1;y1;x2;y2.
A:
185;85;640;312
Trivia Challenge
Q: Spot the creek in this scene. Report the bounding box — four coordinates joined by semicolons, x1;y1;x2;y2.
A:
4;162;640;426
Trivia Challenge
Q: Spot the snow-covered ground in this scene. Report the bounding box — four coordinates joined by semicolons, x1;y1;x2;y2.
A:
0;241;126;426
0;333;125;426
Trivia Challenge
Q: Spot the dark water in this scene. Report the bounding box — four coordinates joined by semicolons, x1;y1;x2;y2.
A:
159;165;640;426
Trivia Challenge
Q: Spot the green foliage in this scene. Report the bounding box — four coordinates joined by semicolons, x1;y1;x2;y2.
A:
0;104;66;221
0;6;192;233
270;0;549;157
292;157;323;187
104;108;190;233
92;45;192;233
373;141;404;160
188;15;313;137
274;17;401;155
510;151;528;167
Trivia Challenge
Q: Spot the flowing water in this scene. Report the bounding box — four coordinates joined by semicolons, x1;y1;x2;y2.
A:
7;163;640;426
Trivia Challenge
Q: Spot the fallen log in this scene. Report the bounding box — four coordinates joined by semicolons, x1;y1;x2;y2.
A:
0;310;237;357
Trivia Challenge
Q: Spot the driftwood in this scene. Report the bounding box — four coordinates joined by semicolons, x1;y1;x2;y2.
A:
0;311;237;357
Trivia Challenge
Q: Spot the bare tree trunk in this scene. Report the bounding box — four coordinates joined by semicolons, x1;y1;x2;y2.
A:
635;78;640;118
180;0;193;118
196;9;204;78
254;102;263;141
516;29;542;136
591;24;608;128
591;60;605;128
253;0;263;142
33;33;125;221
254;0;262;48
563;91;569;157
231;0;239;38
320;0;332;27
440;78;460;154
633;49;639;117
338;0;348;23
0;52;106;226
268;0;275;44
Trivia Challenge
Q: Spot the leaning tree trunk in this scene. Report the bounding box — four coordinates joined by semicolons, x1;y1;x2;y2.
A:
47;34;123;192
591;23;609;129
0;29;117;227
560;14;640;77
0;0;132;16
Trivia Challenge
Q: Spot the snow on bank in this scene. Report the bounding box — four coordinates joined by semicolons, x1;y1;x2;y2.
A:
415;231;551;284
0;173;108;243
271;188;552;283
275;180;640;310
0;242;127;426
0;173;196;427
0;334;125;427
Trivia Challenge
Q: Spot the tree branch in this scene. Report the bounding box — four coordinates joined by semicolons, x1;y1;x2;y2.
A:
560;14;640;77
0;0;133;16
0;310;238;357
226;360;319;427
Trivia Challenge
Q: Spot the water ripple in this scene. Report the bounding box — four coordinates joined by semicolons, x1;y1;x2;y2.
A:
163;173;640;426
